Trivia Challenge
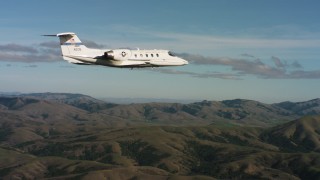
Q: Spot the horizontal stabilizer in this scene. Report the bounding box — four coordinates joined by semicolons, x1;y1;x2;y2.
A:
42;32;75;37
42;34;57;37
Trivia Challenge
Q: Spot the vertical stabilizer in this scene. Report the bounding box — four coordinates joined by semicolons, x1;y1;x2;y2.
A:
56;32;89;56
44;32;102;64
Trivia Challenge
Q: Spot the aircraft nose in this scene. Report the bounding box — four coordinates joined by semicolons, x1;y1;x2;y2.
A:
176;57;189;65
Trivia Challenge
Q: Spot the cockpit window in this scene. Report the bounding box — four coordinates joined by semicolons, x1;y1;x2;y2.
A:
168;51;176;57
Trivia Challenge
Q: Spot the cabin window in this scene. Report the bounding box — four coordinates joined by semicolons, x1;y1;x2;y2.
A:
151;54;154;57
146;54;148;57
140;54;143;57
134;54;137;58
156;54;159;57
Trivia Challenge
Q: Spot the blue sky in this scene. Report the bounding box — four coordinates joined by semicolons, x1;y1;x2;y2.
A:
1;0;320;103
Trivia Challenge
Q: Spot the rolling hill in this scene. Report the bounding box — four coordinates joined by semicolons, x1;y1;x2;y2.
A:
10;93;319;127
1;93;320;179
261;115;320;152
275;98;320;116
100;99;296;126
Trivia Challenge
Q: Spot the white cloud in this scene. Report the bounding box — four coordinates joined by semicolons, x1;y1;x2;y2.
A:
0;42;60;63
178;53;320;79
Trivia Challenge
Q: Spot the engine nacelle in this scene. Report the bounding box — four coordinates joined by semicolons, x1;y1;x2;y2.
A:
104;49;131;61
104;50;114;60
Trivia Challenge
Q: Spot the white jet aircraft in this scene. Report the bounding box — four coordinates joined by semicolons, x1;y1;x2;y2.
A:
45;32;188;68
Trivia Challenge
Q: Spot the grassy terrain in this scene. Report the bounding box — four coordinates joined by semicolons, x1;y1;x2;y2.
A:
1;117;320;179
0;94;320;179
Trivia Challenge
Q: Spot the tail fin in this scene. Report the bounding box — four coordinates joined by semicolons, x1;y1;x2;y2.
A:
56;32;90;57
43;32;99;64
44;32;91;63
44;32;106;64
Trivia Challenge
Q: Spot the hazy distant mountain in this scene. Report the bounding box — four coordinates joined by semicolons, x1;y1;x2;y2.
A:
101;97;199;104
274;98;320;115
0;92;21;96
1;93;320;127
1;93;320;179
21;93;117;112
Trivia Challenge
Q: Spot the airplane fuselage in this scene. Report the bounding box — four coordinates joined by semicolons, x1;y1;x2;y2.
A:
65;49;188;67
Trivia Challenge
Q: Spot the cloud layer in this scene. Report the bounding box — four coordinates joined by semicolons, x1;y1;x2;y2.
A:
0;44;38;53
0;40;106;63
0;41;60;63
172;53;320;79
1;41;319;80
